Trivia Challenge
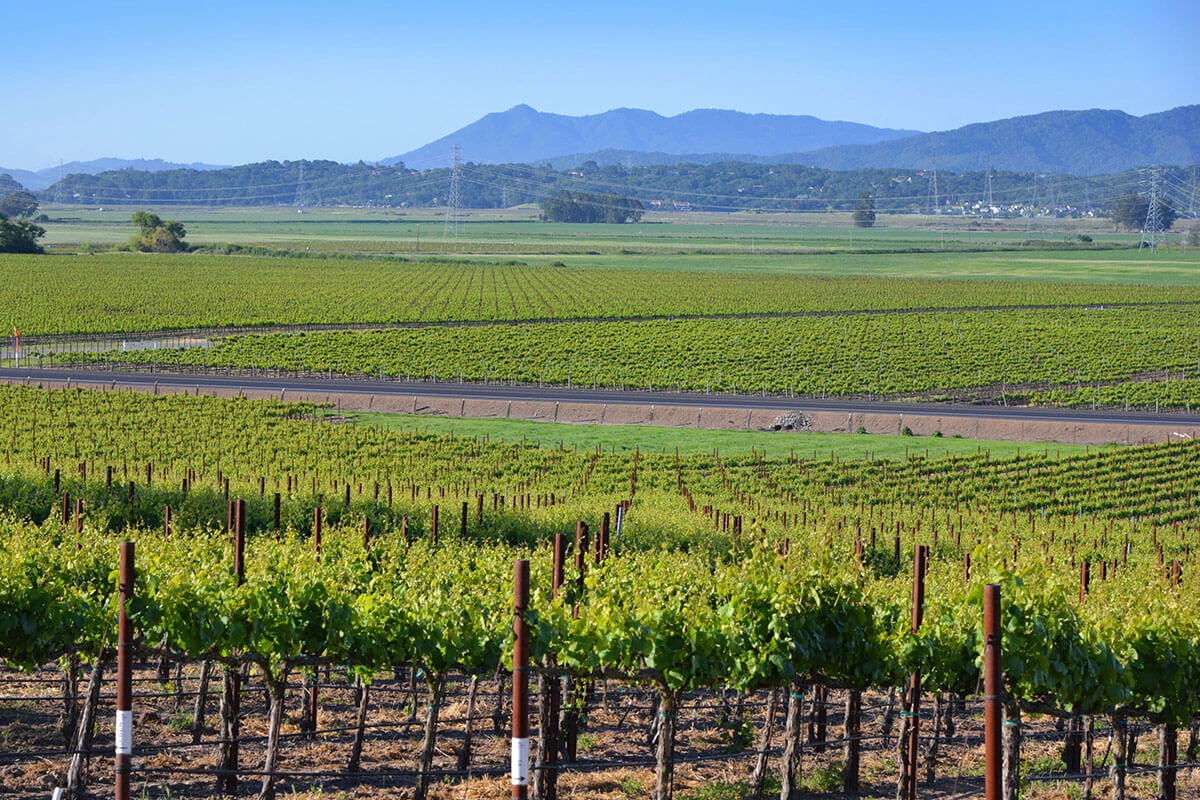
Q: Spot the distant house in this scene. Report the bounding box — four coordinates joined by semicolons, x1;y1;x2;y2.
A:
673;201;693;212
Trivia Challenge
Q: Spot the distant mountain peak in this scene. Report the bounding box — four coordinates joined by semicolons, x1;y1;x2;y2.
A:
382;106;920;169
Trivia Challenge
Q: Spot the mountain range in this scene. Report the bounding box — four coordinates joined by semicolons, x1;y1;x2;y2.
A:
382;105;921;170
5;104;1197;200
387;104;1199;177
0;159;227;191
792;106;1200;175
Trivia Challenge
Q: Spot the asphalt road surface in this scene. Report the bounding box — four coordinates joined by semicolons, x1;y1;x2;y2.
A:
4;367;1199;428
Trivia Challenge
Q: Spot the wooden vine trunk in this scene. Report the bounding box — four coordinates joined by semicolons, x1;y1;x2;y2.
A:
191;661;211;743
216;667;239;795
779;682;805;800
842;689;862;794
533;674;552;800
1110;714;1127;800
65;659;104;799
750;689;780;800
894;703;911;800
59;655;80;746
1157;722;1176;800
348;677;371;774
1001;699;1021;800
413;676;444;800
652;688;677;800
255;669;288;800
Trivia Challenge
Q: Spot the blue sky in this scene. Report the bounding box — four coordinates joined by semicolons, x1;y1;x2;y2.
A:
5;0;1198;168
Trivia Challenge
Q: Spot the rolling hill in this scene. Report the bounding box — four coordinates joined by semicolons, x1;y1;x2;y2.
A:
789;106;1200;175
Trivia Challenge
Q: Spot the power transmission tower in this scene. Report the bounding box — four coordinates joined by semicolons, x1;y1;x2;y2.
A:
1026;175;1040;239
929;144;939;215
1189;166;1197;217
53;159;65;205
294;162;306;209
1141;167;1164;251
443;145;462;240
983;156;995;221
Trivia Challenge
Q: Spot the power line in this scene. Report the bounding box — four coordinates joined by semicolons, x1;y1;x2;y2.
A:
42;148;1169;218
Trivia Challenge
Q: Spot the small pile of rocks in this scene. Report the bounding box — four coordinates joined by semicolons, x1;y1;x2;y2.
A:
770;411;812;432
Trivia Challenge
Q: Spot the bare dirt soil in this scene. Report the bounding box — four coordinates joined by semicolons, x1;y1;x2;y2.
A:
2;663;1190;799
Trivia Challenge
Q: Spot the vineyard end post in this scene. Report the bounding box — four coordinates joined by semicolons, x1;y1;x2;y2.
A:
115;541;134;800
512;559;530;799
984;583;1002;800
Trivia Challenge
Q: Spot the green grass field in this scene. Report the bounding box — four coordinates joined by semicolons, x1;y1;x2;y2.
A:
39;202;1149;254
349;411;1090;460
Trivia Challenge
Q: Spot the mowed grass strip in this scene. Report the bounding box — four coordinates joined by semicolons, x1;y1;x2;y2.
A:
348;411;1090;460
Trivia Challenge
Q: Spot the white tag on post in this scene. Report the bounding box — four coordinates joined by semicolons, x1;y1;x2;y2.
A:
511;736;529;786
115;710;132;755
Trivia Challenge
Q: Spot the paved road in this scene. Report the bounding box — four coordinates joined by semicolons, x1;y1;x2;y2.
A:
4;366;1199;428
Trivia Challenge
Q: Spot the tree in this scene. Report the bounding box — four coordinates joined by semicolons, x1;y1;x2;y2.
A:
852;192;876;228
1104;191;1177;233
541;191;643;223
0;191;38;219
0;212;45;254
129;210;188;252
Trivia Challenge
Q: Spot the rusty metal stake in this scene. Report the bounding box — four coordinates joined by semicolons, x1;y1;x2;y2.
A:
512;559;530;799
115;541;134;800
984;583;1002;800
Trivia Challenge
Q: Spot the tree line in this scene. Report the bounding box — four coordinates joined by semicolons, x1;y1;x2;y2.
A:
540;191;644;223
35;160;1195;215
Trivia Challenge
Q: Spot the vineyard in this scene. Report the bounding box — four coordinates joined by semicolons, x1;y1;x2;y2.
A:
4;251;1200;336
50;304;1200;409
1;385;1199;799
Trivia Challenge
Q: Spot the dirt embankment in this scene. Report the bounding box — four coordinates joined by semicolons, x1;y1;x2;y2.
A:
8;376;1195;447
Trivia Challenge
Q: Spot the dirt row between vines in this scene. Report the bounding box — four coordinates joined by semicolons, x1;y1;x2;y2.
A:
5;662;1188;800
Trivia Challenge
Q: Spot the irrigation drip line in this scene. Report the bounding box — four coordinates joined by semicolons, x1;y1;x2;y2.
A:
947;786;987;799
0;676;182;687
129;763;510;780
0;689;208;703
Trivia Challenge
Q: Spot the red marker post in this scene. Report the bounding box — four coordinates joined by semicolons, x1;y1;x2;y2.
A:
984;584;1002;800
512;559;530;799
115;541;134;800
